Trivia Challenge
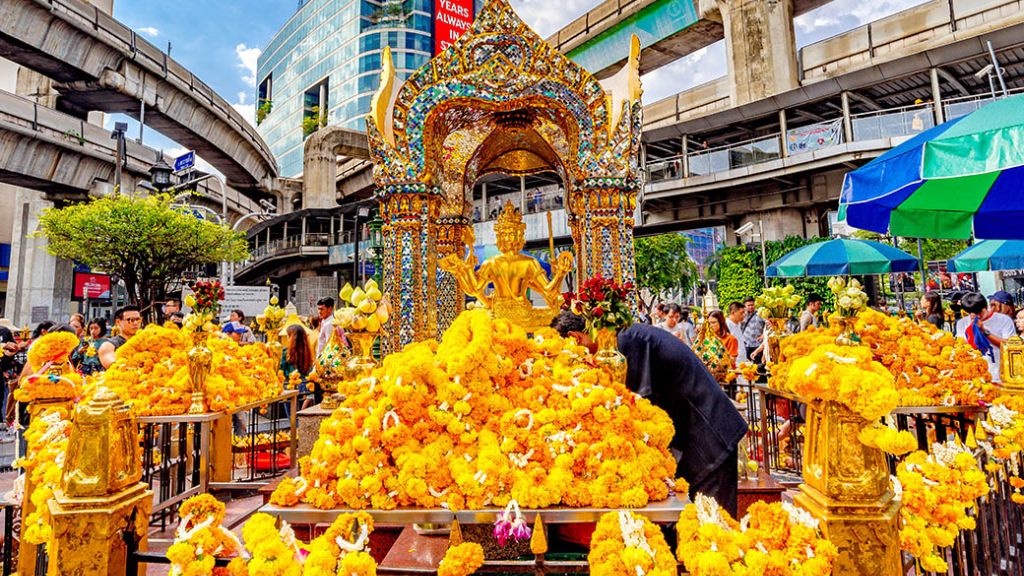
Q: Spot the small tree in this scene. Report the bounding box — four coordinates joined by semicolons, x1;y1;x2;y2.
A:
634;233;699;311
37;193;249;319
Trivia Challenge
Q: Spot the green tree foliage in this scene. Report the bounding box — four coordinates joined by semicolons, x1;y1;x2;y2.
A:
633;233;699;310
712;245;761;308
37;194;249;315
712;236;834;310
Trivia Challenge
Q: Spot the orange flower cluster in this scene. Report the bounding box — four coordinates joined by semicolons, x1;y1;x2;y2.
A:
773;310;992;407
675;495;838;576
976;394;1024;504
167;494;242;576
896;440;989;573
272;310;678;511
15;408;71;546
588;510;676;576
102;324;283;415
15;332;83;402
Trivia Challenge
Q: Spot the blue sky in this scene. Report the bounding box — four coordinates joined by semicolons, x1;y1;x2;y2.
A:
106;0;929;171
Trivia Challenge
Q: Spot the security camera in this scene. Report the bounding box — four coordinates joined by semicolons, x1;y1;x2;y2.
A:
975;64;994;79
735;222;755;236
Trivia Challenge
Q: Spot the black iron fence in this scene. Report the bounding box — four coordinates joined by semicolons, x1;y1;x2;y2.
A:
137;413;218;529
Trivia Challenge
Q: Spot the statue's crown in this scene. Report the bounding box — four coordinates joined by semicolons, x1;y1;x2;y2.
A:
494;201;525;235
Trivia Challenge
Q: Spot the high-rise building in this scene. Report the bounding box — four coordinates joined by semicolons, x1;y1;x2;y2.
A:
257;0;482;178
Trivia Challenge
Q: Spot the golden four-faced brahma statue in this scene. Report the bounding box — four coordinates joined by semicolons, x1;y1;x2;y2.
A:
440;202;573;332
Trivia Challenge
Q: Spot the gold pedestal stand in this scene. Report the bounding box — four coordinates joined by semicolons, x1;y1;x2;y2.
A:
793;400;900;576
47;389;152;575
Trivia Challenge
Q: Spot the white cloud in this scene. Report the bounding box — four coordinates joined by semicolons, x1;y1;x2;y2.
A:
235;43;261;88
794;0;929;45
508;0;594;38
137;26;159;37
232;91;256;127
641;42;726;105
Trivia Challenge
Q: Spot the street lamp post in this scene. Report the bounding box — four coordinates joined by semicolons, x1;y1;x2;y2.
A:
149;152;173;192
110;122;128;194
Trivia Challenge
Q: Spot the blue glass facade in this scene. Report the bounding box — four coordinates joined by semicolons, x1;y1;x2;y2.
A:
257;0;452;177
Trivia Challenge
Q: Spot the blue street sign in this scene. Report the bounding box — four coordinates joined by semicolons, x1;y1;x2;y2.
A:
174;151;195;172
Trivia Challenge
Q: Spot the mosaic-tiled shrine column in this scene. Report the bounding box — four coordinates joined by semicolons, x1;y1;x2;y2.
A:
379;190;441;352
435;216;470;336
569;184;638;304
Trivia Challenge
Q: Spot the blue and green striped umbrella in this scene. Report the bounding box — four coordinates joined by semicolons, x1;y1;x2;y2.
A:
947;240;1024;273
839;94;1024;239
766;238;920;277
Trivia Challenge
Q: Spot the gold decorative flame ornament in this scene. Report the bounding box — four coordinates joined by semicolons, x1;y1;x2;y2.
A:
61;387;142;497
440;202;573;332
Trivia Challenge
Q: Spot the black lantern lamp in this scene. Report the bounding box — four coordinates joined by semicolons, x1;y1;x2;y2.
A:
150;152;174;191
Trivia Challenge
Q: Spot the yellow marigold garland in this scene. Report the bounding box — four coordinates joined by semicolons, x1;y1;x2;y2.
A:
102;324;283;415
275;310;677;511
588;510;676;576
783;343;897;422
300;512;377;576
15;408;71;546
896;440;989;573
227;513;303;576
438;542;485;576
774;310;993;407
167;495;242;576
976;394;1024;504
27;332;81;370
858;422;919;456
675;495;837;576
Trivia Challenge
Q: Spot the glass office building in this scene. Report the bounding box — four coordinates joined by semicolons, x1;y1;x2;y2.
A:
257;0;483;177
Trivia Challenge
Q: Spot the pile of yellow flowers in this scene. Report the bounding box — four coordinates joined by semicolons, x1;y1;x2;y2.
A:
783;343;898;422
774;309;993;407
102;324;283;415
232;431;291;450
588;510;676;576
438;542;485;576
15;332;83;402
226;513;303;576
976;394;1024;504
675;495;838;575
896;440;989;573
167;495;242;575
272;310;678;511
299;512;378;576
15;408;71;546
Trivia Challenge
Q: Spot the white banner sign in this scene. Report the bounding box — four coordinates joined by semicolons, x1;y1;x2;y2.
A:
181;285;271;319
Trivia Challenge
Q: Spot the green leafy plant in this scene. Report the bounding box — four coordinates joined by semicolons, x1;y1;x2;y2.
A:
713;236;834;311
36;193;249;320
633;233;698;312
302;105;323;137
256;99;273;125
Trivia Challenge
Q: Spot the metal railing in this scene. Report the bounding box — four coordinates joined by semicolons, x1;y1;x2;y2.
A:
211;392;298;487
137;414;217;529
646;90;1021;184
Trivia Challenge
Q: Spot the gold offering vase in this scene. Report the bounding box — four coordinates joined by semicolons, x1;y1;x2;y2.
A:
793;400;900;576
592;328;626;386
763;317;787;364
833;315;860;347
187;332;212;415
265;330;283;365
344;331;378;381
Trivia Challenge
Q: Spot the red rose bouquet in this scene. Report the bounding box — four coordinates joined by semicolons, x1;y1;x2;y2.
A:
188;280;225;317
563;277;634;334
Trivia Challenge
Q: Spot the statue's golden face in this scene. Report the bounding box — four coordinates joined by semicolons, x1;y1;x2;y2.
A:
496;223;526;254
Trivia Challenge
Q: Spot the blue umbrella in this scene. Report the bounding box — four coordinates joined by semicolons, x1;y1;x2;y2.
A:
839;94;1024;239
947;240;1024;273
766;238;920;277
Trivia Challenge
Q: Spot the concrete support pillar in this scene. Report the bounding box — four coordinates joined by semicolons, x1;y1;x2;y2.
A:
714;0;799;106
841;92;853;143
778;109;789;157
681;135;690;177
930;68;945;125
5;185;74;326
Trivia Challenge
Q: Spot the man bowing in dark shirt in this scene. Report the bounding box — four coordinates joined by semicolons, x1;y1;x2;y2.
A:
552;312;747;516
